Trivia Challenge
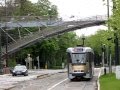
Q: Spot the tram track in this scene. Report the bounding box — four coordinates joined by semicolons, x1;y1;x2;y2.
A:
73;76;98;90
9;70;99;90
81;82;88;90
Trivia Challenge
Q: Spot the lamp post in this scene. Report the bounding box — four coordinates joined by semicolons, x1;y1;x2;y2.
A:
107;37;112;73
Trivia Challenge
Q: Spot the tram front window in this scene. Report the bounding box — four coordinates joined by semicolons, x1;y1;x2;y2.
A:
71;53;86;64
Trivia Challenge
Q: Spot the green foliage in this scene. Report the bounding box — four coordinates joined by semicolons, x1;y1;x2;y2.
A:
109;0;120;37
8;59;16;67
85;30;114;55
37;32;79;68
0;0;58;17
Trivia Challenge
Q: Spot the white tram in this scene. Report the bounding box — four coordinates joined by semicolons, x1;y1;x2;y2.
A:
66;46;94;80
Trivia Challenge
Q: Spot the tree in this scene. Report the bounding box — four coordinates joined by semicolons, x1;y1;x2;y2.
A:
35;0;58;17
85;29;114;65
18;32;79;69
0;0;58;17
109;0;120;37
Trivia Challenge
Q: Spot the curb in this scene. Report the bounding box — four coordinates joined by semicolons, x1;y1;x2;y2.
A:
97;68;102;90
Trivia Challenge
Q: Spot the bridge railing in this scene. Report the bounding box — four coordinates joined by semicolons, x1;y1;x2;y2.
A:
0;15;107;28
75;15;107;21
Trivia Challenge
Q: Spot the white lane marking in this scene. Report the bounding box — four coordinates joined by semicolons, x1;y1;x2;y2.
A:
47;78;68;90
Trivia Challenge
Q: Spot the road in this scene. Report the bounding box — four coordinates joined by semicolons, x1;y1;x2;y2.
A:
10;68;100;90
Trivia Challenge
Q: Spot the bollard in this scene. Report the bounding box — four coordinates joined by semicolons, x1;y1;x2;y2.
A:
104;67;106;75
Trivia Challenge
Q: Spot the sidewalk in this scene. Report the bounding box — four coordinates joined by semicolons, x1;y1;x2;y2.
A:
0;69;67;90
100;66;116;75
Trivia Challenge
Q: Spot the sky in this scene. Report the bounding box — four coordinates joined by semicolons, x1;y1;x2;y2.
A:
30;0;111;36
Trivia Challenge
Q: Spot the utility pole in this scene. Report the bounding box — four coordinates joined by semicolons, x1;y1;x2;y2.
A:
107;0;112;73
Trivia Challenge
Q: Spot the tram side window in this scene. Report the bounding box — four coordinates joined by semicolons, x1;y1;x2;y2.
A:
86;52;93;62
90;53;94;62
86;53;89;62
67;53;72;63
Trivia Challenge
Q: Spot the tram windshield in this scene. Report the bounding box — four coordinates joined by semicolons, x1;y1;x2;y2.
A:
71;53;86;64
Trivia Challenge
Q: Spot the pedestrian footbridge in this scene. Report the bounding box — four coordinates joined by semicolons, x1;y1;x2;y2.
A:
1;15;107;55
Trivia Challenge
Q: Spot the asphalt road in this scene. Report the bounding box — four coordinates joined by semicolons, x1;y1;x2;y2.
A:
10;68;100;90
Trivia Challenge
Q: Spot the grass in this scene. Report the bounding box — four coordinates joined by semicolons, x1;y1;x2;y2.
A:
99;73;120;90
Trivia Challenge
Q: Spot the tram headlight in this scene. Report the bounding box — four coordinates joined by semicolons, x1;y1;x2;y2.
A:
74;70;77;72
81;70;84;72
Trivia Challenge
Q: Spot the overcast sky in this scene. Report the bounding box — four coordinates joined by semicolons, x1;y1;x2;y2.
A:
30;0;110;18
30;0;110;36
51;0;109;19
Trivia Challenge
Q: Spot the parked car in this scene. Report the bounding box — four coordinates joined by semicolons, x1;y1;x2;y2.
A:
12;65;28;76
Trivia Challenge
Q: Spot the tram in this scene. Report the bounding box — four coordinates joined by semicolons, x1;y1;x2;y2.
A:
66;46;94;80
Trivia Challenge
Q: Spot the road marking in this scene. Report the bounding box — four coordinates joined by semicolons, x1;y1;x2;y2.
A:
47;78;68;90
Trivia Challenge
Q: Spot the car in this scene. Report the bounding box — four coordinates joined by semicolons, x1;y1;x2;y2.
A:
12;65;28;76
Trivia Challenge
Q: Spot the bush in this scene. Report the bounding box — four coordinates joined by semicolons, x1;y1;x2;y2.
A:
8;59;16;67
